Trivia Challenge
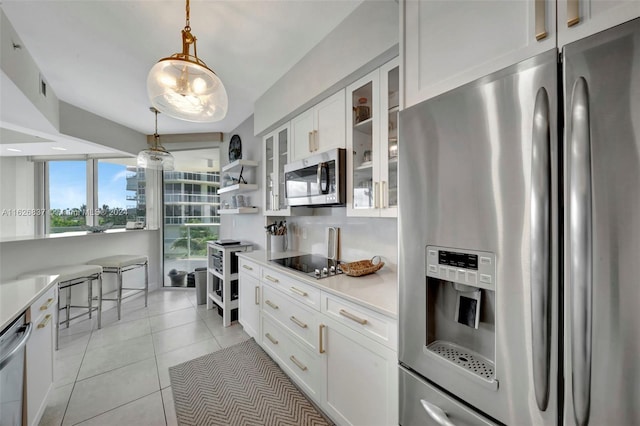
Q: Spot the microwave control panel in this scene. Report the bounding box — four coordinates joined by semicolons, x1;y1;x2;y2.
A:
426;245;496;291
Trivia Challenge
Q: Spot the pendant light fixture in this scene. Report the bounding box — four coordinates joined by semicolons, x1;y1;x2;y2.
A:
137;108;175;171
147;0;228;122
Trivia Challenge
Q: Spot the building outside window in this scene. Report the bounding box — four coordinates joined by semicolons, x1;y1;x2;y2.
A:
162;170;221;287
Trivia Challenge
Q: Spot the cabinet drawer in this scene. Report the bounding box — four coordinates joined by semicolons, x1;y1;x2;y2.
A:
400;367;496;426
261;268;321;311
32;285;57;319
262;283;320;351
322;293;397;350
239;258;259;279
261;316;323;401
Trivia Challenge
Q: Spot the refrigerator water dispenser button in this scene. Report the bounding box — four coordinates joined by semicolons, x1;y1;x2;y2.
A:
429;265;438;274
480;257;492;265
458;270;467;281
467;272;477;284
480;274;492;284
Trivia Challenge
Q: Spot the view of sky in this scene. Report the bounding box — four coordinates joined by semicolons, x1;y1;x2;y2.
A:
49;161;130;210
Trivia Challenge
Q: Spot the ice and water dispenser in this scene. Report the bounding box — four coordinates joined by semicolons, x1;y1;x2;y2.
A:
425;246;497;387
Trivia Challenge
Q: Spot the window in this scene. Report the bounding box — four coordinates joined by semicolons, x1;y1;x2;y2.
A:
46;158;147;234
48;160;87;233
97;160;144;227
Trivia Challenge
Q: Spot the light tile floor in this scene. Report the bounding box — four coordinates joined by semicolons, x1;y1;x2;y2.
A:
40;288;249;426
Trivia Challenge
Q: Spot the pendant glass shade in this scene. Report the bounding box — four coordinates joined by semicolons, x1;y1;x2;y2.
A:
147;58;228;122
137;109;174;171
137;145;174;171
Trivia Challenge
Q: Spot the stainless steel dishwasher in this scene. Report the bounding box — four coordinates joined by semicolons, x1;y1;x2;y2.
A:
0;313;32;426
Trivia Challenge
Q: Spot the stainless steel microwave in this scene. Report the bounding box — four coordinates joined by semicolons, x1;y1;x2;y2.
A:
284;148;346;207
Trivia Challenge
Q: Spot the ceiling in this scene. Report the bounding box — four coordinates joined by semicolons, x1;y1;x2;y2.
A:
1;0;363;138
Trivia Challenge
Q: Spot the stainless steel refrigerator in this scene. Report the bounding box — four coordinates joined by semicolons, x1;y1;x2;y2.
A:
398;18;640;426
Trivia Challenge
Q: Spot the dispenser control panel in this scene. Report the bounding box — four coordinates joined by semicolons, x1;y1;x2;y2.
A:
426;246;496;291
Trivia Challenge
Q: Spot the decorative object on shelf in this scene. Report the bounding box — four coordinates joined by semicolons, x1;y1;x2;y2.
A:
229;134;242;161
339;255;384;277
354;97;370;123
137;107;175;170
82;222;113;233
228;135;249;184
147;0;228;122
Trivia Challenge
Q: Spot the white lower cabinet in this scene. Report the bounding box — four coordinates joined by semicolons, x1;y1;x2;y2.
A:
238;272;261;340
239;261;398;425
26;285;56;426
323;316;398;426
262;315;325;403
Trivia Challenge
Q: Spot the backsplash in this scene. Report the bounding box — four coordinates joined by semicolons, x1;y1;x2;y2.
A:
284;208;398;271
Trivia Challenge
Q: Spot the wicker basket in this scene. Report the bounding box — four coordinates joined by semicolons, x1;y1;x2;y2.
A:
340;256;384;277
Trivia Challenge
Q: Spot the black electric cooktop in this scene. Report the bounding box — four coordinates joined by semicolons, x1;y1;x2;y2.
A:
270;254;342;279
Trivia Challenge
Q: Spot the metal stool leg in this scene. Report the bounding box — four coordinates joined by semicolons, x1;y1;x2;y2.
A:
97;274;102;329
66;287;71;328
117;269;123;320
88;277;93;319
144;262;149;307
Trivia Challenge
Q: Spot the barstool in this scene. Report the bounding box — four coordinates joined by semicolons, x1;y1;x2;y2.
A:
20;264;103;350
86;255;148;320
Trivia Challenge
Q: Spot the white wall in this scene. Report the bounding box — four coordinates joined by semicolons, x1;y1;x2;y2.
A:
0;157;35;239
254;1;399;136
219;115;266;249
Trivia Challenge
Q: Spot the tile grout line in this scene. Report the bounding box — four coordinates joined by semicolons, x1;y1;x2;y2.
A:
69;390;162;426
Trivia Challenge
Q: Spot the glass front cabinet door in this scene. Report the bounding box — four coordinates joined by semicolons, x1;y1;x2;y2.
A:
347;57;399;217
263;123;291;215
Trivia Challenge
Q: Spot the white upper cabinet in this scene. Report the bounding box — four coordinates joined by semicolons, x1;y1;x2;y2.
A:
347;58;399;218
402;0;557;109
557;0;640;46
290;89;346;162
263;123;293;215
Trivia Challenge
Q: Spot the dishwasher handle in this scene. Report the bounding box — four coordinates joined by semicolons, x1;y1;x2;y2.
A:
0;322;33;370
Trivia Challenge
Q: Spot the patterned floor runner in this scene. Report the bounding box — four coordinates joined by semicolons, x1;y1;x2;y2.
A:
169;338;333;426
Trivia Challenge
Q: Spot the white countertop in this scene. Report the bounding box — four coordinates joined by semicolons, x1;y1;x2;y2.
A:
237;250;398;319
1;275;59;330
0;228;156;243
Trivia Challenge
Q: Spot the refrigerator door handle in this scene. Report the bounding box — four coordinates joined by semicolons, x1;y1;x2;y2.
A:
420;399;456;426
569;76;592;426
530;87;551;412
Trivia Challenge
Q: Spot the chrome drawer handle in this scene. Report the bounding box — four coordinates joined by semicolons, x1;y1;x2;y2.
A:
265;275;279;283
37;314;52;329
254;286;260;305
40;298;54;311
290;355;308;371
242;264;253;271
265;333;278;345
290;316;308;329
290;286;308;297
265;300;279;310
339;309;368;325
